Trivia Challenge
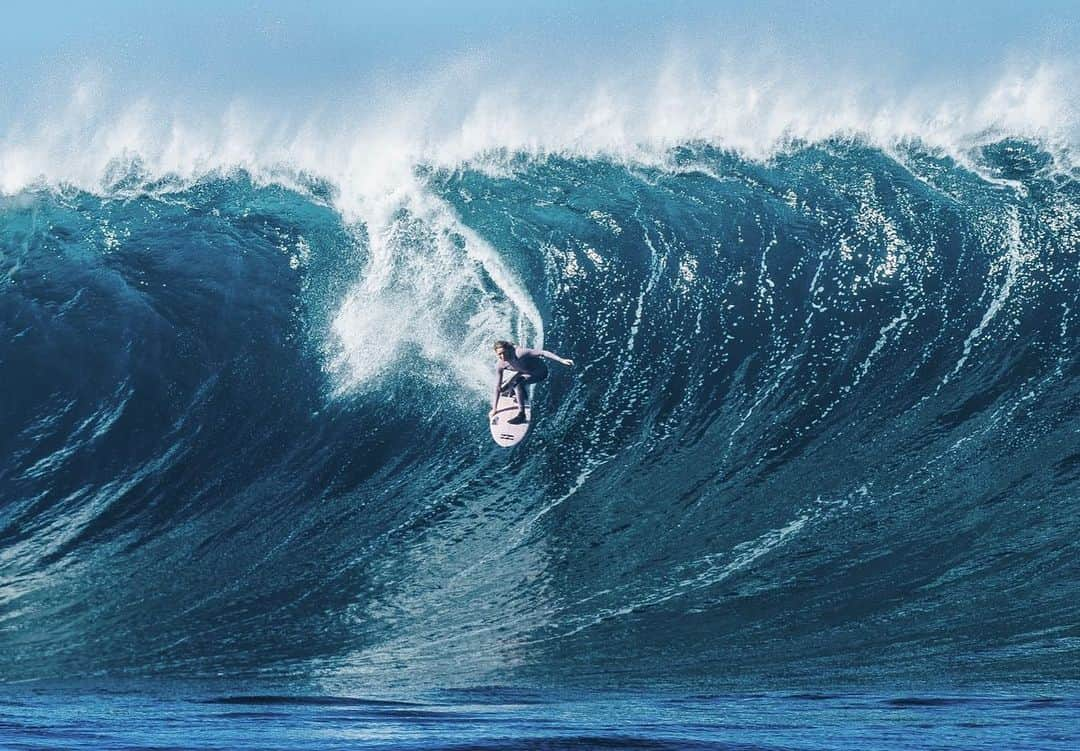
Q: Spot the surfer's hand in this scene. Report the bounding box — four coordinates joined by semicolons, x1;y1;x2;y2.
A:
563;358;575;367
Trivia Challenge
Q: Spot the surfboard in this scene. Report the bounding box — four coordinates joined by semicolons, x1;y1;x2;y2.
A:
489;371;532;447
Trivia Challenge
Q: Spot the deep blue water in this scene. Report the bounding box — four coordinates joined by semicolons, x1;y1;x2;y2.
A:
1;138;1078;744
2;688;1079;750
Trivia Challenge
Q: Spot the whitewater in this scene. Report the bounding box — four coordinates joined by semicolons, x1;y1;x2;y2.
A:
1;25;1079;746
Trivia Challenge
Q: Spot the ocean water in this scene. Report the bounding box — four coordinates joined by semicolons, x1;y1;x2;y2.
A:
1;57;1079;745
2;687;1079;750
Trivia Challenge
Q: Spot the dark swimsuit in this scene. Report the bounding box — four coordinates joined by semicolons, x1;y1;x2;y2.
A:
495;347;550;405
513;354;549;382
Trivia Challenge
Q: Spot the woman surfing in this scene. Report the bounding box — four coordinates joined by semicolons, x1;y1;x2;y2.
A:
489;340;574;425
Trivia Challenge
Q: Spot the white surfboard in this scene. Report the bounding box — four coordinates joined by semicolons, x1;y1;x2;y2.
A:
489;371;532;447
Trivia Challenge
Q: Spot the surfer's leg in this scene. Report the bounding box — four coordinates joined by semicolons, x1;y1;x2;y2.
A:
513;379;528;407
508;364;546;424
507;376;532;424
500;373;522;396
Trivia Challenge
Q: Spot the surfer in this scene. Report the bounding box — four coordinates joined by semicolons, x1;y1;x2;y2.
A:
490;340;574;425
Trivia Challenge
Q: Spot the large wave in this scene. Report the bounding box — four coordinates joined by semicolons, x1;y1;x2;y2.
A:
1;64;1078;688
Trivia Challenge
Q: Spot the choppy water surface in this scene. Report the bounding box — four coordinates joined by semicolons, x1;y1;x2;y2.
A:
1;688;1078;750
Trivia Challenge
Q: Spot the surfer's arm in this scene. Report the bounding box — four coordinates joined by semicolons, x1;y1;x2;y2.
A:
535;348;574;367
492;363;505;411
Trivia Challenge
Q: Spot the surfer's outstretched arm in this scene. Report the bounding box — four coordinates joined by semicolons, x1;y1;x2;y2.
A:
523;348;575;367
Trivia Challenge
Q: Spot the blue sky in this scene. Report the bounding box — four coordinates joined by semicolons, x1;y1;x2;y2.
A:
2;0;1076;111
0;1;1076;196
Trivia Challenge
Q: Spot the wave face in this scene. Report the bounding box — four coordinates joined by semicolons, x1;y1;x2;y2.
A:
1;139;1078;689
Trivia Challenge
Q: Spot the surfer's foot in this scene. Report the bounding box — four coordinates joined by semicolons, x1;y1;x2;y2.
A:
508;412;527;425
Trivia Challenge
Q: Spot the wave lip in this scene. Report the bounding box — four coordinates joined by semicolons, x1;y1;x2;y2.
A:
2;61;1077;205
